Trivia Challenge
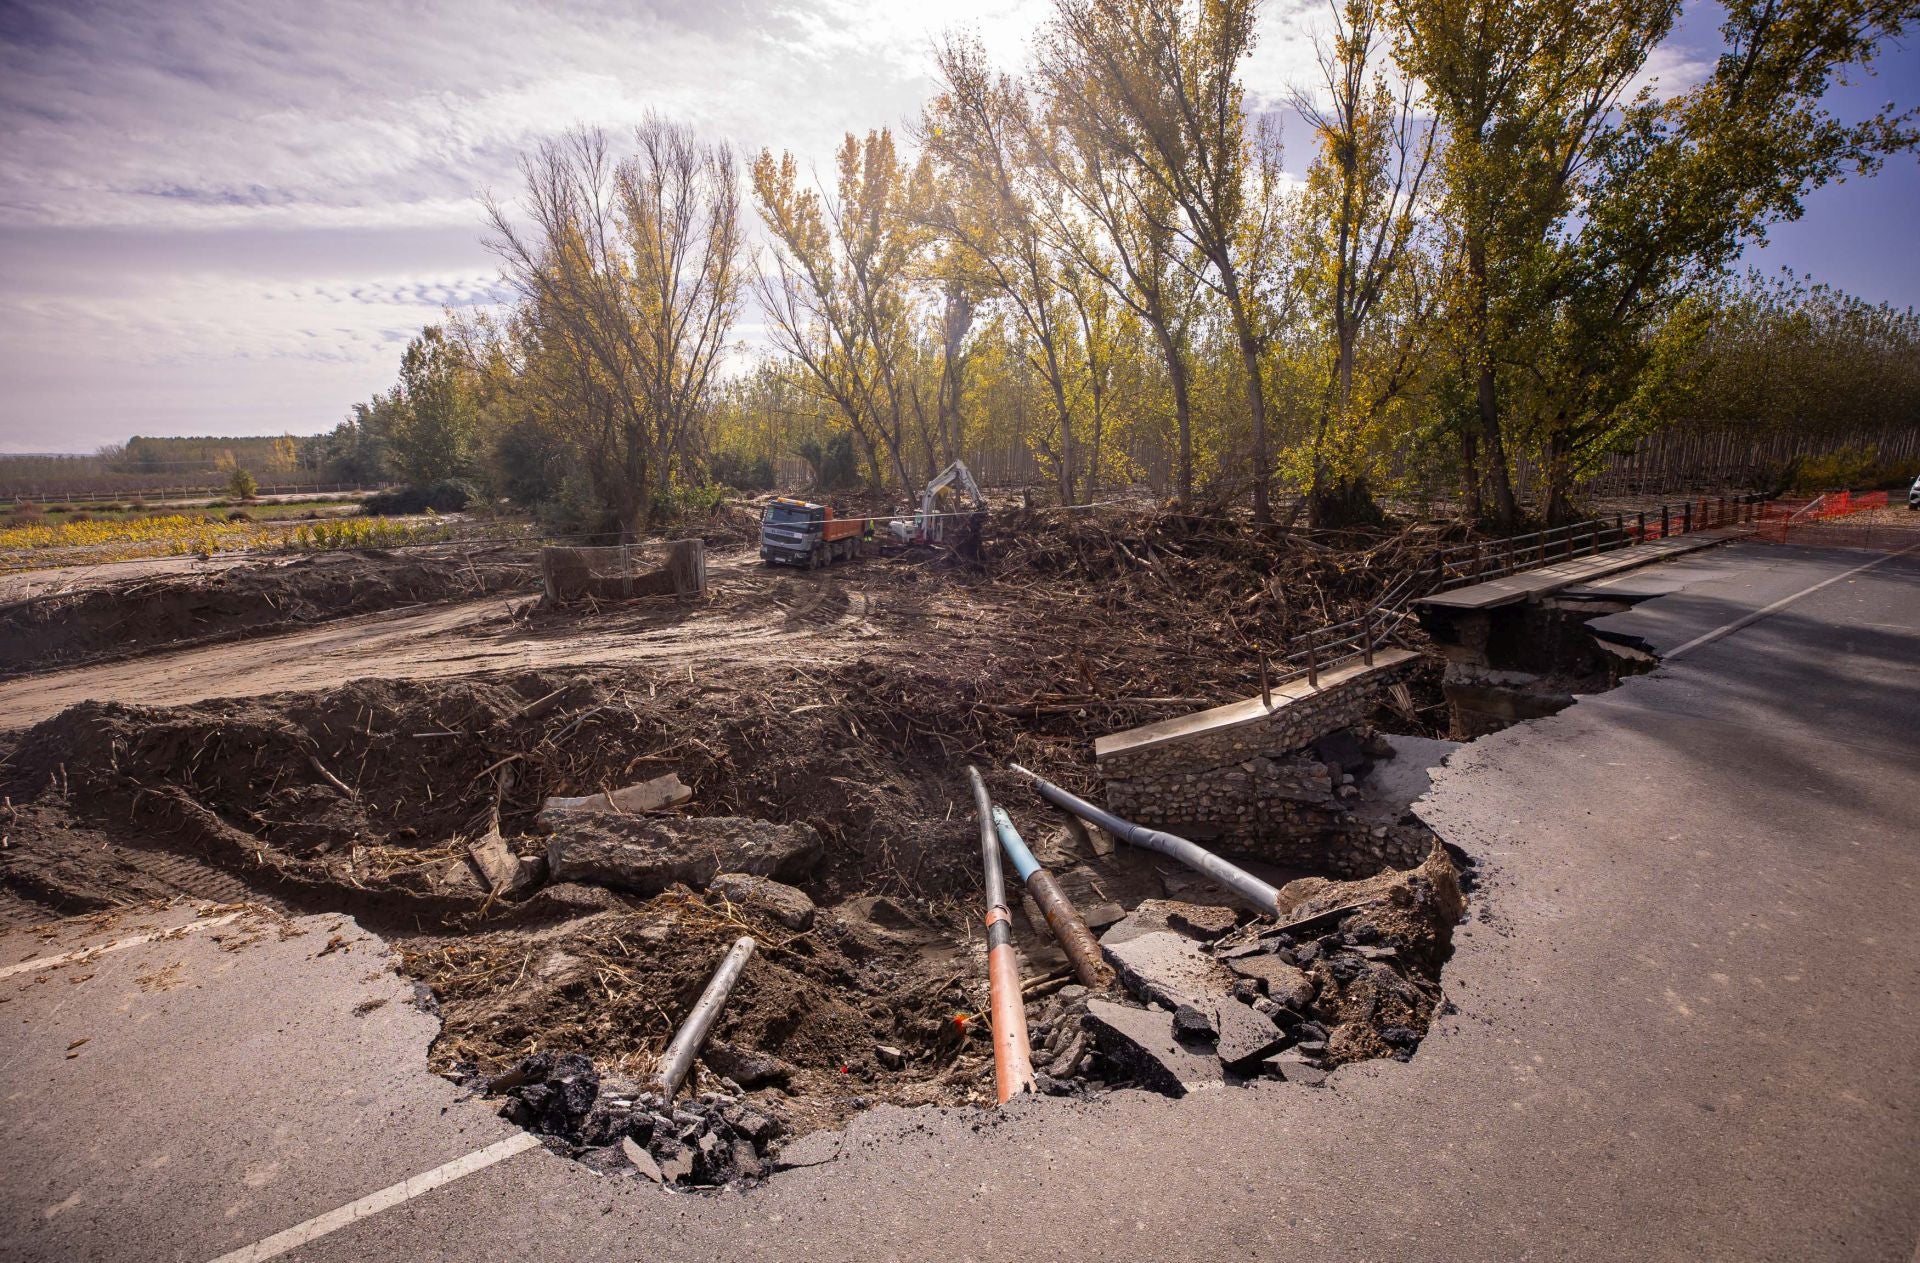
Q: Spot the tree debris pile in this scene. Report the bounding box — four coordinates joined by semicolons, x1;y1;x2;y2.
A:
981;509;1453;641
0;545;535;678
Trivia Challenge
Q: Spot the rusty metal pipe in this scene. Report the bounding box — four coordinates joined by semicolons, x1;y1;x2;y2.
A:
653;935;755;1103
991;807;1113;990
1007;763;1282;916
966;766;1036;1104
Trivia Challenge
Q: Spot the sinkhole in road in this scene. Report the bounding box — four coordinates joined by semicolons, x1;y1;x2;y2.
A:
1;653;1473;1189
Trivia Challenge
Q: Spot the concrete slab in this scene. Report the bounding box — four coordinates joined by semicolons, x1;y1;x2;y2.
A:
1094;648;1418;761
1417;529;1736;611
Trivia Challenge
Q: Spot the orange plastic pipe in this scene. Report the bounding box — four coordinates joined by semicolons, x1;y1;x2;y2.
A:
967;766;1036;1104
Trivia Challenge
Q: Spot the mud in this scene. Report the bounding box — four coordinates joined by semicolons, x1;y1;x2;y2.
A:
0;545;537;678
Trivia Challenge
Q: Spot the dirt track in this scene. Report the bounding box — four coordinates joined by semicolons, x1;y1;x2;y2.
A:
0;551;889;730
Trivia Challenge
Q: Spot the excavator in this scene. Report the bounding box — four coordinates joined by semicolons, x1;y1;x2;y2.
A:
889;460;987;547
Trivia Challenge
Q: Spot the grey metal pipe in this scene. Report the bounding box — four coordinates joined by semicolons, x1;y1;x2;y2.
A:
1006;763;1282;916
653;935;756;1102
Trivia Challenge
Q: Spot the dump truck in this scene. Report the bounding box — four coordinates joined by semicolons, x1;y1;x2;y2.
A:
759;497;869;568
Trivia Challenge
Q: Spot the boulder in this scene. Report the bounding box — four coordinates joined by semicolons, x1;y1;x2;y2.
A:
1080;999;1222;1097
710;872;816;930
545;816;822;895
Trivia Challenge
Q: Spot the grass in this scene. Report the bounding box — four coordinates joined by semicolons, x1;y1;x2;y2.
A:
8;497;366;523
0;509;525;570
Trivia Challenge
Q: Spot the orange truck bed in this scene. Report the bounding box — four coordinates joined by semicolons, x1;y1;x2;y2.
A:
821;511;864;542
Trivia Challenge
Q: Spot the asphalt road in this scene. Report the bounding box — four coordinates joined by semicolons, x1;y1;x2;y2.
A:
3;540;1916;1262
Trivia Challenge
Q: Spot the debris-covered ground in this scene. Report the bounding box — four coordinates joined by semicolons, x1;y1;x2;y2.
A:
0;510;1472;1188
0;544;537;677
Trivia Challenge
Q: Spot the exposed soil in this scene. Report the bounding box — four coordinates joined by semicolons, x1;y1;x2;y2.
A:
0;509;1468;1182
0;545;538;678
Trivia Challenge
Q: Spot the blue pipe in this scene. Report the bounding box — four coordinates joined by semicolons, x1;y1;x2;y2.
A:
989;807;1041;882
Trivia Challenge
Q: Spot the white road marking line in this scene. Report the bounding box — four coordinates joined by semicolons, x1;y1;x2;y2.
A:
205;1132;543;1263
1666;541;1920;661
0;911;245;979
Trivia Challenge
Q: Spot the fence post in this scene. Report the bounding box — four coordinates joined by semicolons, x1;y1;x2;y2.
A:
1590;521;1600;555
1683;501;1692;534
1363;618;1375;667
1660;506;1670;539
1637;511;1646;542
1306;640;1318;689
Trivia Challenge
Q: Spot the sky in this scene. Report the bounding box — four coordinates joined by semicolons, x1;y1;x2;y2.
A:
0;0;1915;454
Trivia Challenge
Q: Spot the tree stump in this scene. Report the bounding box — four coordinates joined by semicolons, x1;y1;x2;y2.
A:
666;538;707;597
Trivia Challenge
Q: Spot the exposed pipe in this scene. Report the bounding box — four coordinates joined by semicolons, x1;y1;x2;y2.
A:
653;935;756;1103
1007;763;1282;916
991;807;1114;990
966;766;1037;1104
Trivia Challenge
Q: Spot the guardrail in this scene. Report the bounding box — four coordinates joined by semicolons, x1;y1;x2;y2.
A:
1256;492;1767;697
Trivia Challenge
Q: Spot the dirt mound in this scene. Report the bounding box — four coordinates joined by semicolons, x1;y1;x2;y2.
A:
0;545;537;677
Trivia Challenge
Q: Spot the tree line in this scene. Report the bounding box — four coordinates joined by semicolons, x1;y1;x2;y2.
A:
310;0;1919;535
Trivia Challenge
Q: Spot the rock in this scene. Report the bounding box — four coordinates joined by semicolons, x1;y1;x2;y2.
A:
545;816;823;895
622;1136;663;1181
656;1143;695;1183
725;1107;782;1144
1081;902;1127;930
771;1129;843;1170
710;872;816;930
701;1040;794;1089
1380;1024;1419;1048
1215;940;1270;961
732;1139;764;1179
1262;1050;1328;1087
1080;999;1222;1097
536;772;692;831
1045;1031;1087;1078
1212;1000;1287;1066
1101;929;1238;1013
1171;1004;1215;1042
1294;1039;1329;1057
468;830;545;899
1225;956;1316;1009
874;1044;906;1070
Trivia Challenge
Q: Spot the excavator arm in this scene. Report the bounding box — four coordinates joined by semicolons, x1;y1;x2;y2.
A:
889;460;988;546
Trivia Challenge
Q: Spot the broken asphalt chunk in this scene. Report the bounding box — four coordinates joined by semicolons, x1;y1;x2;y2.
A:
1081;998;1223;1097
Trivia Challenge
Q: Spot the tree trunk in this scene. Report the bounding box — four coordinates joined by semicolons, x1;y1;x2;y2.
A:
1220;268;1270;523
1151;320;1195;507
665;538;707;597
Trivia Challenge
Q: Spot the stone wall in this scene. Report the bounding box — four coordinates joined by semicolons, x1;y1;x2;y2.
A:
1096;651;1430;878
